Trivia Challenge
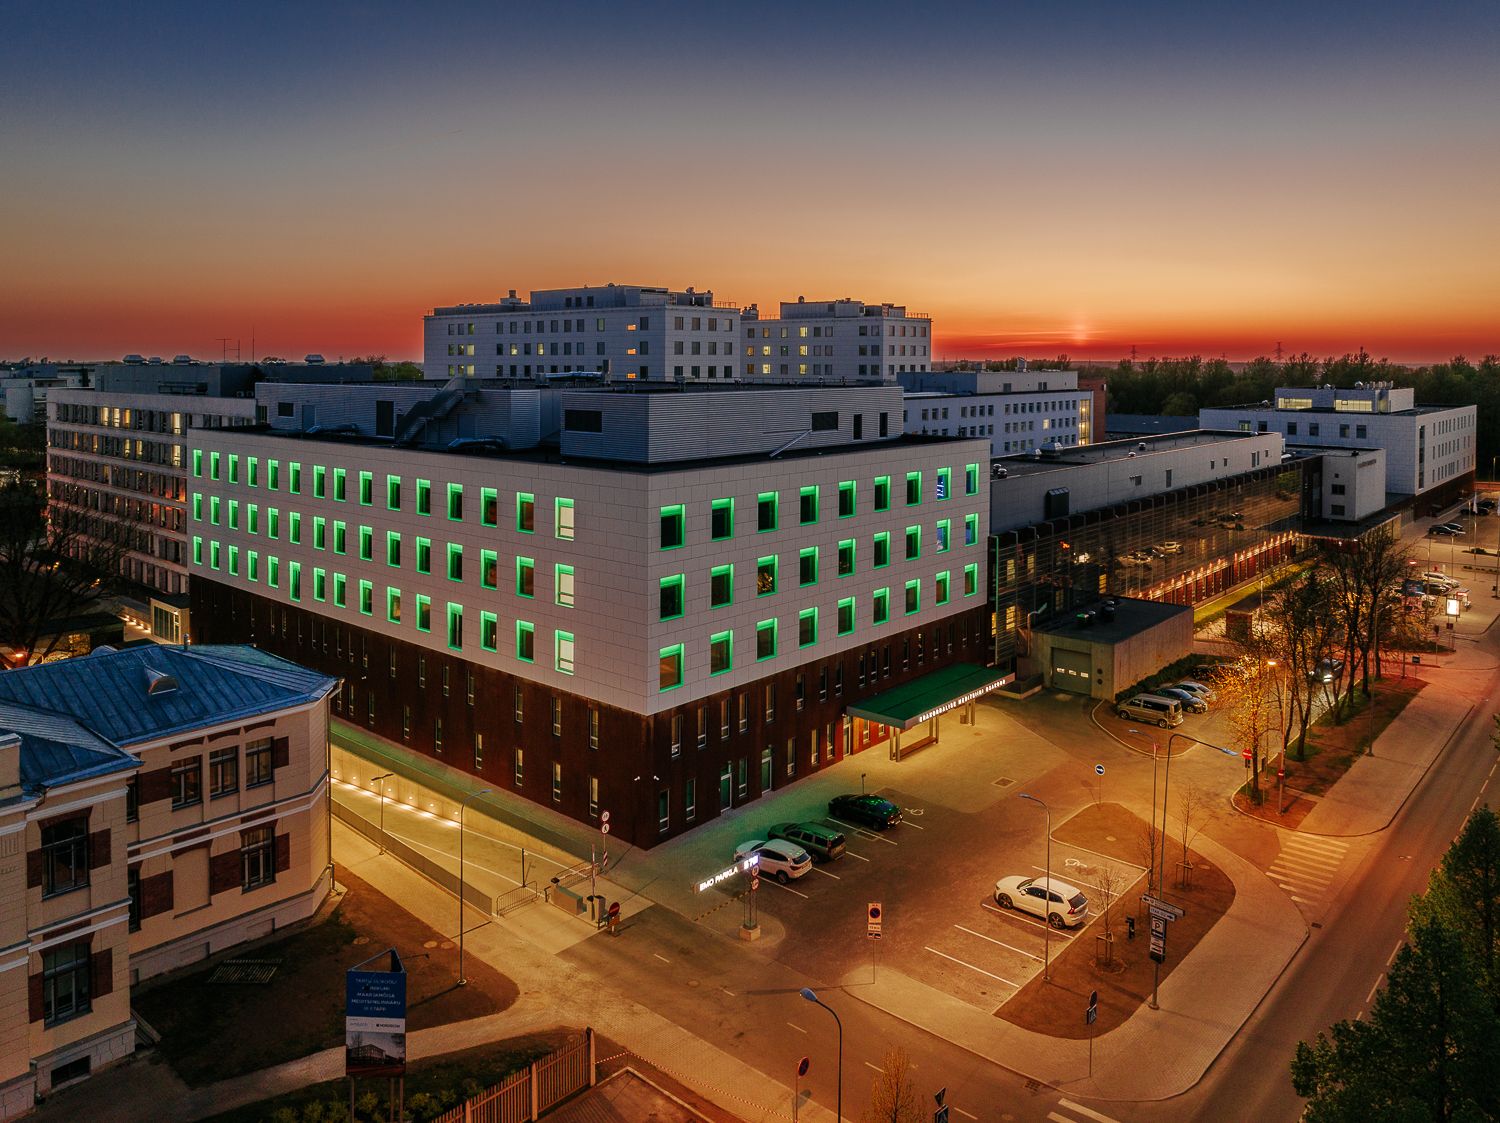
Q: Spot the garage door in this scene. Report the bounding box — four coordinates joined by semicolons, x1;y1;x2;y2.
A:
1051;647;1093;695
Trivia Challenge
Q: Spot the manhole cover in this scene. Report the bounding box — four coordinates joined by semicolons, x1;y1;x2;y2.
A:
208;958;282;985
1105;834;1117;842
993;777;1015;788
440;940;454;949
423;940;438;949
353;936;371;945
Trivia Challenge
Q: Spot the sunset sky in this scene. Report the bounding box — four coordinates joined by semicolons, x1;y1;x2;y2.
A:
3;1;1497;364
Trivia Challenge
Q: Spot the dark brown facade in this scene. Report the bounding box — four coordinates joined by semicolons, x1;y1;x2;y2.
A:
192;575;990;847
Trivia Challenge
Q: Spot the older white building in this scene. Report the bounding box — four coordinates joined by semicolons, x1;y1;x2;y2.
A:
1199;384;1475;501
899;367;1095;455
741;298;931;384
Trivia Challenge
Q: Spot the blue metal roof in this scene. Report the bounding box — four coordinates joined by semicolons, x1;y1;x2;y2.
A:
0;644;337;748
0;702;138;796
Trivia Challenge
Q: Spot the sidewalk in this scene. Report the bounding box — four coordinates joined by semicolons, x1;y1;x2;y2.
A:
841;829;1306;1101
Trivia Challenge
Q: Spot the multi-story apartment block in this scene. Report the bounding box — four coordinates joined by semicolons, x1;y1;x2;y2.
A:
185;381;996;846
1199;384;1476;503
424;284;741;383
900;367;1094;455
0;367;91;424
0;644;335;1115
741;298;931;384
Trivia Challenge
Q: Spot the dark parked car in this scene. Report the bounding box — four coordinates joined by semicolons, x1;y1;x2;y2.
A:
1309;657;1345;684
828;794;903;830
768;821;847;862
1429;524;1459;537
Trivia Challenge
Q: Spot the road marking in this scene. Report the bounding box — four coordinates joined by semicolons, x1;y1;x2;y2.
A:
1366;975;1384;1005
811;866;842;880
954;1109;978;1121
1270;868;1331;888
1057;1099;1123;1123
764;878;811;899
1029;865;1144;897
1047;1113;1075;1122
863;1061;883;1073
787;1022;807;1034
954;924;1043;961
653;953;671;964
901;820;925;830
1271;851;1340;872
1472;796;1481;814
827;817;899;845
980;902;1076;939
923;946;1021;988
720;987;736;996
1387;941;1403;966
844;850;872;862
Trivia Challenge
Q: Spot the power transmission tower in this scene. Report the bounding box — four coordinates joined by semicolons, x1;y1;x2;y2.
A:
1274;340;1284;363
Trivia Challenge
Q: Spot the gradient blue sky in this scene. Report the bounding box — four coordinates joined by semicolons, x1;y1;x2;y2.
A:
3;0;1497;362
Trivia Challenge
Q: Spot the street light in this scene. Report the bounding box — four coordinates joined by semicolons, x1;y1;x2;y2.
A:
1018;793;1053;981
370;773;394;854
798;987;842;1122
457;787;493;986
1124;729;1163;897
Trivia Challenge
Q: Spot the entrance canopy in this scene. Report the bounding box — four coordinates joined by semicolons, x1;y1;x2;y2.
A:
846;663;1012;731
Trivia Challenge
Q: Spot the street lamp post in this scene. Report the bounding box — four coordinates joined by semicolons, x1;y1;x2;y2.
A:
1125;730;1162;896
1018;793;1053;981
457;787;493;986
798;988;842;1122
371;772;394;854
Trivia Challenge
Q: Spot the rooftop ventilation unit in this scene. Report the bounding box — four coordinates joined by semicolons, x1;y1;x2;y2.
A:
144;667;179;696
305;353;326;364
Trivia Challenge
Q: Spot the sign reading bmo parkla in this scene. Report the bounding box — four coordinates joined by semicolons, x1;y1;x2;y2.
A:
694;855;759;894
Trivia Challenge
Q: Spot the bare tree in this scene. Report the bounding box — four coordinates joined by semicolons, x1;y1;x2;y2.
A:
863;1047;922;1123
0;480;128;663
1175;782;1210;888
1093;861;1127;965
1137;820;1163;899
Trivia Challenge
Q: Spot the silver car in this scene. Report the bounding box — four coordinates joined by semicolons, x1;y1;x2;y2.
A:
1173;679;1218;704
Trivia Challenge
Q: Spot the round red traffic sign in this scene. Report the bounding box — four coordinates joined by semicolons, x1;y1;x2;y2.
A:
798;1056;810;1077
1277;769;1285;779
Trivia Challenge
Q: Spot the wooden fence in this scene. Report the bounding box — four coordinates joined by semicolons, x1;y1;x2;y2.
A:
432;1029;595;1123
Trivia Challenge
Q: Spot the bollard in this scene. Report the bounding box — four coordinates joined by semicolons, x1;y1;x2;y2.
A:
1127;915;1136;941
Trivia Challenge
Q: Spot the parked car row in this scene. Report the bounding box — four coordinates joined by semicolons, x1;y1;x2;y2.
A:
1115;679;1215;728
731;794;905;883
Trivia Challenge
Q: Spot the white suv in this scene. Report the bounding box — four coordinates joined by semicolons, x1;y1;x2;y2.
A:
733;839;812;883
994;876;1089;928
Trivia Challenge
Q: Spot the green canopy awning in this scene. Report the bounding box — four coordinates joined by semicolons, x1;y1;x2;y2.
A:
845;663;1012;731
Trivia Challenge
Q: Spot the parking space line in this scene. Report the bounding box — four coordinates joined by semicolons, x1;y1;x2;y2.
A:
787;1022;807;1034
954;924;1043;962
863;1061;883;1073
811;866;842;880
923;946;1021;988
954;1109;978;1121
901;820;925;830
844;850;871;862
653;953;671;964
827;818;898;845
981;902;1076;939
1029;865;1144;898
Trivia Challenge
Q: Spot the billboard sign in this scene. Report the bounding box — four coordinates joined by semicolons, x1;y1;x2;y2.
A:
346;949;407;1077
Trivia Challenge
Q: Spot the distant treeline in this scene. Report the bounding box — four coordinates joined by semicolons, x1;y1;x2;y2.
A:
1104;351;1500;478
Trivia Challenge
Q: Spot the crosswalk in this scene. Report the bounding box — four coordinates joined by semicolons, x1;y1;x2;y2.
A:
1268;833;1349;908
1048;1097;1123;1123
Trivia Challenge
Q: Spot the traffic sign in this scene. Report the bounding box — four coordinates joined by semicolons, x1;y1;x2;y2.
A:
1149;934;1166;963
933;1088;948;1123
600;811;610;824
1086;989;1098;1025
798;1056;810;1077
868;902;883;938
1140;894;1185;920
601;822;610;835
1094;764;1105;776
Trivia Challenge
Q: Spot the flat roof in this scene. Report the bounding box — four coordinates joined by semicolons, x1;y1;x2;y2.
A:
1212;402;1463;417
1036;596;1191;645
994;429;1263;476
846;663;1012;730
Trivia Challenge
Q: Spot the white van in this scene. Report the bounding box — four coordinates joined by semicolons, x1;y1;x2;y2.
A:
1115;693;1185;728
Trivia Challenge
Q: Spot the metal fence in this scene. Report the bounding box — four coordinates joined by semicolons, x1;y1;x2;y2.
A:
432;1030;595;1123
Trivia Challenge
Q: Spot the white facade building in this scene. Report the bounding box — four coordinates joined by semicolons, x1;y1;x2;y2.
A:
741;298;931;384
899;367;1094;455
424;284;741;384
1199;385;1475;499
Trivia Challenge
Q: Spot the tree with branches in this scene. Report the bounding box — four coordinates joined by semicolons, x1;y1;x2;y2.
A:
863;1047;922;1123
1212;655;1284;802
1093;860;1127;965
0;479;128;664
1175;782;1210;888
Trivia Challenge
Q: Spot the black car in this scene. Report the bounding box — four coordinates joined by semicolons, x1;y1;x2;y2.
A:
828;794;903;830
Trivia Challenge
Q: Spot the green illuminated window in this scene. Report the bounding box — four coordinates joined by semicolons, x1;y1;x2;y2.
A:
756;556;777;596
227;545;239;576
333;573;346;607
289;512;301;545
447;603;463;649
711;564;734;607
838;539;855;577
757;492;778;532
480;487;498;527
905;471;922;506
228;500;239;530
799;547;818;586
555;497;575;540
555;630;575;675
248;456;259;487
658;645;683;690
555;563;574;607
266;507;278;539
936;467;951;501
873;587;890;625
386;475;401;510
516;556;534;597
192;536;203;565
333;468;346;501
965;513;980;546
480;611;498;651
905;525;921;560
936;519;951;553
516;492;534;532
313;516;326;550
965;463;980;496
386;531;401;567
838;480;856;518
359;471;372;505
873;532;890;568
964;563;979;597
386;587;401;623
874;475;890;511
936;570;950;605
267;556;279;588
905;579;920;614
837;596;856;636
798;608;818;648
447;483;463;520
359;580;373;615
248;503;259;535
481;549;498;589
209;451;221;481
247;550;258;582
416;537;431;574
333;521;346;554
659;504;684;549
756;619;777;661
516;621;535;662
288;561;301;600
311;568;325;601
228;454;239;484
359;526;372;561
447;543;463;582
416;479;431;515
660;575;684;620
313;465;326;498
799;485;819;525
192;449;203;477
267;459;278;489
209;541;221;570
415;594;431;632
191;493;202;522
209;496;221;525
711;498;734;541
710;631;732;676
289;462;301;494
